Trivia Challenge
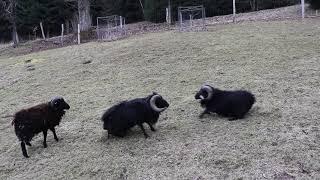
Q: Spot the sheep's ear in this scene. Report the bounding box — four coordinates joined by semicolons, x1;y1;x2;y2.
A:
152;92;158;95
203;83;214;89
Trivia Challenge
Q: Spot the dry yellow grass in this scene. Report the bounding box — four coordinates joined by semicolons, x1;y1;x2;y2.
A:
0;19;320;179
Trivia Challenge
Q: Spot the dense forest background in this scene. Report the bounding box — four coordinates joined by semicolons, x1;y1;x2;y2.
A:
0;0;317;43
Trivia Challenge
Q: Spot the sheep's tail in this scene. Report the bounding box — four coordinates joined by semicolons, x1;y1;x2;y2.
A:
101;101;125;121
251;94;256;105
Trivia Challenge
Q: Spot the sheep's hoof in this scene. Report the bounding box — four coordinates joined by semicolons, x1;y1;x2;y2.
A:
43;144;47;148
25;142;32;146
23;153;29;158
144;134;150;138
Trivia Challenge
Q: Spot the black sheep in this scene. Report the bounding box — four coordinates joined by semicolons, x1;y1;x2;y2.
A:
195;84;255;120
101;92;169;138
12;97;70;158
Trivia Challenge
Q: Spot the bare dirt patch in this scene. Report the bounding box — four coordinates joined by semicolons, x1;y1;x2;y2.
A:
0;19;319;179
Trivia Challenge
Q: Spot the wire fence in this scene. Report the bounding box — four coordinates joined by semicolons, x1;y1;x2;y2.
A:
22;0;320;47
170;0;318;26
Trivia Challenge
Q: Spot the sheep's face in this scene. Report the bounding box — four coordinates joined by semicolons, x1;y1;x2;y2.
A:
149;92;169;113
195;85;213;100
195;89;209;100
154;96;169;109
51;97;70;111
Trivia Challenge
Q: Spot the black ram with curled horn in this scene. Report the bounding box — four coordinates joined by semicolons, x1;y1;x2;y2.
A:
195;84;255;121
101;92;169;138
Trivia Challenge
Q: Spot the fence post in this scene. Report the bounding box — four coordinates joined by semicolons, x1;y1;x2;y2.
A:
97;18;99;40
61;24;64;45
301;0;305;19
40;22;45;40
233;0;236;22
202;6;206;30
120;16;123;28
179;10;182;30
166;8;169;24
78;24;80;44
168;0;172;24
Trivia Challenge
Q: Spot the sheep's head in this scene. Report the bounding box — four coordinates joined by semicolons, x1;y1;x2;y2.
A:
149;92;169;113
195;84;213;100
50;97;70;111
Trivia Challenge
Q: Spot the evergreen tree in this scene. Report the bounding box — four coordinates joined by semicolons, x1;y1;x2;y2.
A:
17;0;75;38
309;0;320;9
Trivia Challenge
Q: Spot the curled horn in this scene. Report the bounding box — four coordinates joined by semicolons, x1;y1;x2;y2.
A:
150;95;166;112
201;85;213;100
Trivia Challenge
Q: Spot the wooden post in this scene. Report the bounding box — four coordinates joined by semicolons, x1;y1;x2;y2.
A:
233;0;236;23
179;11;182;30
97;18;99;40
61;24;64;45
166;8;169;24
301;0;305;19
15;31;19;44
202;6;206;29
123;18;126;35
77;23;80;44
316;10;318;16
120;16;123;28
168;0;171;24
40;22;45;40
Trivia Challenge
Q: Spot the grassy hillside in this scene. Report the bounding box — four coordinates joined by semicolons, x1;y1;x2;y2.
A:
0;19;319;179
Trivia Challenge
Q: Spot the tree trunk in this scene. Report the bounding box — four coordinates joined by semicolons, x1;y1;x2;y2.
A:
11;0;19;47
78;0;91;31
66;20;70;34
71;13;78;33
139;0;145;19
168;0;172;24
12;22;18;47
250;0;258;11
46;27;50;39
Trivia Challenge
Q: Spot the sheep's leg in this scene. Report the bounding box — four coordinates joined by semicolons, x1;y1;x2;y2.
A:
147;123;156;132
199;109;209;118
25;142;32;146
50;128;59;141
138;124;149;138
42;130;48;148
228;115;243;121
228;117;238;121
229;114;244;121
113;131;126;137
21;142;29;158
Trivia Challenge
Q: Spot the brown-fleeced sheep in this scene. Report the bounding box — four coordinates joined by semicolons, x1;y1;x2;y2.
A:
12;97;70;158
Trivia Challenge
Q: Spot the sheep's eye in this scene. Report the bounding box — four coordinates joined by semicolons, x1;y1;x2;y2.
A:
54;102;59;105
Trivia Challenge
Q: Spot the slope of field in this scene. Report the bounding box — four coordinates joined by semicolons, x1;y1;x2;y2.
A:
0;19;320;179
1;5;319;59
